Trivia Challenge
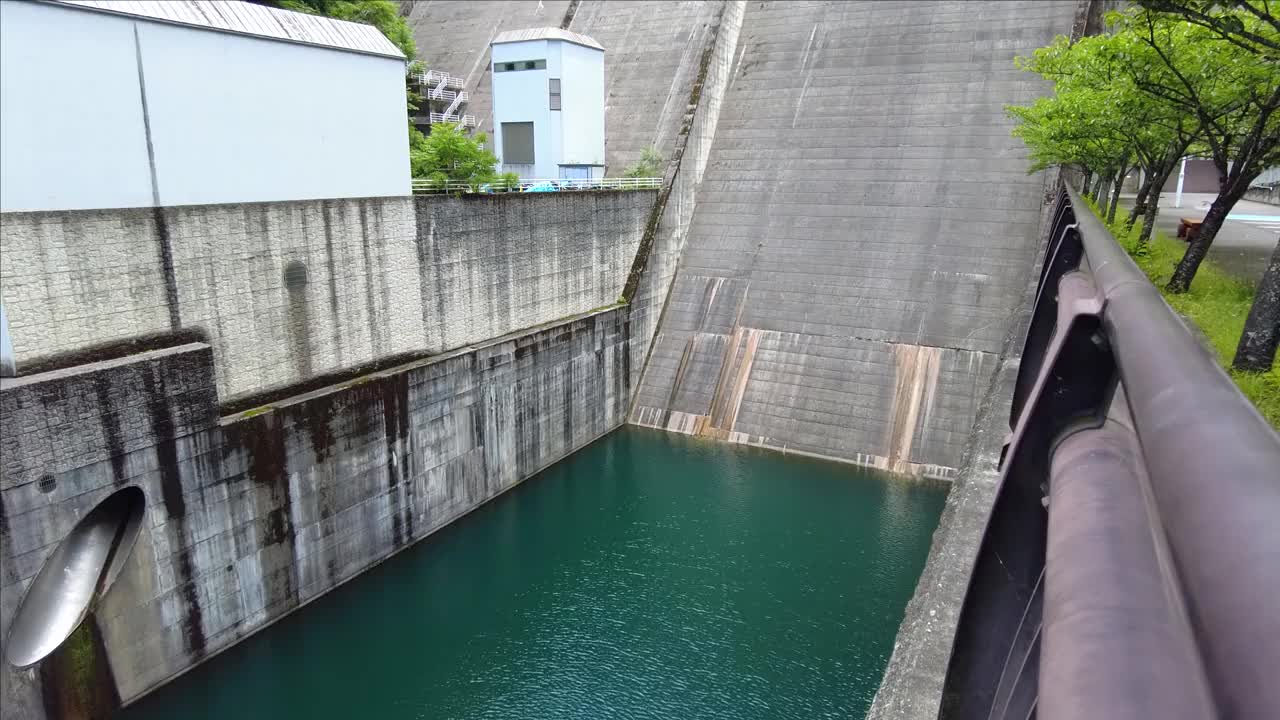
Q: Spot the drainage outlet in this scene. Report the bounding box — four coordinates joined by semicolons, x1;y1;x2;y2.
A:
5;486;147;668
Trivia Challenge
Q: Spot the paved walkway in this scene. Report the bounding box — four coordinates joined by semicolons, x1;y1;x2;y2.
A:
1118;192;1279;284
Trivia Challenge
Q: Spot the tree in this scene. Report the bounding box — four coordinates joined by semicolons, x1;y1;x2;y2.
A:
1138;0;1280;58
1006;89;1135;223
1117;4;1280;292
271;0;416;58
410;123;503;186
623;147;663;178
1234;238;1280;371
1014;32;1199;247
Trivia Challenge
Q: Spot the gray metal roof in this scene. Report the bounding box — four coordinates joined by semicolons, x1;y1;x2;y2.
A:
492;27;604;52
51;0;405;59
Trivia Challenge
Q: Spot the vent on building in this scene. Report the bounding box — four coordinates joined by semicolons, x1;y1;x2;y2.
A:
495;59;546;72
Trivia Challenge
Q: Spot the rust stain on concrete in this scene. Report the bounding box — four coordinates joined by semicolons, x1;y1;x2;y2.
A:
706;326;761;436
885;343;942;474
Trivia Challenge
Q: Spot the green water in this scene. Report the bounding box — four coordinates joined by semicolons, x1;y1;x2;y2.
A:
124;427;947;719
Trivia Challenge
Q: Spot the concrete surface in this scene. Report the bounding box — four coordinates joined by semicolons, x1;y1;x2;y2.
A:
1118;192;1280;283
626;0;744;395
405;1;723;176
1;192;651;403
1245;184;1279;206
568;1;724;175
631;0;1076;476
0;305;632;718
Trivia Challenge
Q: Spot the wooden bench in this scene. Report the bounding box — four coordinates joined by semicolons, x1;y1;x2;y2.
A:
1178;217;1203;242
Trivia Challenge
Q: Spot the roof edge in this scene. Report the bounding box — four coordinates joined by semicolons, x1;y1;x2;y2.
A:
46;0;406;60
491;27;604;52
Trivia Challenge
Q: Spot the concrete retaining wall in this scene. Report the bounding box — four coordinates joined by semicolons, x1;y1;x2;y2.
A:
1245;185;1279;206
0;192;651;404
0;305;632;717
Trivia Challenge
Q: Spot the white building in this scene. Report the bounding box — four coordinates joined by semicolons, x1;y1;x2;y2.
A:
490;28;605;180
0;0;409;212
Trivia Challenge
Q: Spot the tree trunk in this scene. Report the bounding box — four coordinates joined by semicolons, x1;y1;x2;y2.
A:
1082;169;1093;193
1166;185;1247;293
1233;238;1280;372
1091;174;1105;201
1127;175;1152;231
1107;169;1124;225
1136;156;1182;247
1138;187;1161;246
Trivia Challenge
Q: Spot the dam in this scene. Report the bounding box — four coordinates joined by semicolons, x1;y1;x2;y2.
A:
0;1;1179;719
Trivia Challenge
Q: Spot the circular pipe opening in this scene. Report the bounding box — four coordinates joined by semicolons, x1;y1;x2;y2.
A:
5;485;147;668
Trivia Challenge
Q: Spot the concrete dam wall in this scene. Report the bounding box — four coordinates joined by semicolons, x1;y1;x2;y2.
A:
1;192;650;404
631;0;1078;477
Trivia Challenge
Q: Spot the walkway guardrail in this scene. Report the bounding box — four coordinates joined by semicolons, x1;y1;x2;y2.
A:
420;69;464;90
942;183;1280;720
427;112;476;128
411;177;662;194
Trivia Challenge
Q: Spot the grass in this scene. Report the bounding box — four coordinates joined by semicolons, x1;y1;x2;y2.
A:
1086;198;1280;428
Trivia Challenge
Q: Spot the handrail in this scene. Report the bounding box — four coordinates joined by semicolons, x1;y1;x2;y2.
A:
1065;184;1280;720
941;182;1280;720
410;177;662;194
427;112;476;127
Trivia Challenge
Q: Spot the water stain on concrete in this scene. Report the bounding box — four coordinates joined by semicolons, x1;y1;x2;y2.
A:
283;259;313;381
707;326;761;435
885;344;942;475
142;365;207;659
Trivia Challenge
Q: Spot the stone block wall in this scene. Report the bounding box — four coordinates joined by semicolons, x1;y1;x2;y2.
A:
0;192;651;404
1;304;632;717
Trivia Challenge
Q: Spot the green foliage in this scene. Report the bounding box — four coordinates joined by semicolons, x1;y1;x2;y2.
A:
1082;197;1280;428
409;123;500;184
273;0;416;58
623;147;663;178
1138;0;1280;58
495;172;521;191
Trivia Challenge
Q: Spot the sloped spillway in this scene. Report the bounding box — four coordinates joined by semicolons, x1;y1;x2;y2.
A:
123;428;945;719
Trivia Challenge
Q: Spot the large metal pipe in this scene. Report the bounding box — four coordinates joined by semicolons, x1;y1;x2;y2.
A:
4;486;146;668
1041;424;1215;720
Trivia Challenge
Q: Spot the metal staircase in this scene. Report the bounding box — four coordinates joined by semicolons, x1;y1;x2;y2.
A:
413;69;476;131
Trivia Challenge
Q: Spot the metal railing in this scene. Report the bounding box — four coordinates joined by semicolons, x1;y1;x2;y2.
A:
420;69;464;90
427;112;476;128
426;88;468;104
942;183;1280;720
411;177;662;194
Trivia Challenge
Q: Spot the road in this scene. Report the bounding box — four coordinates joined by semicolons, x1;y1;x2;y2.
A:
1118;192;1280;284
